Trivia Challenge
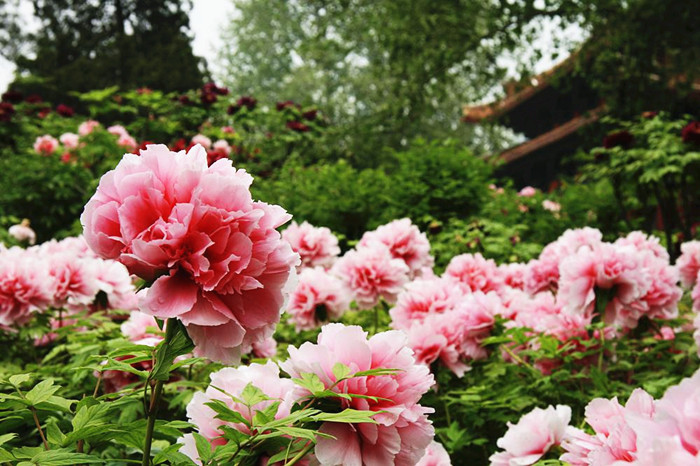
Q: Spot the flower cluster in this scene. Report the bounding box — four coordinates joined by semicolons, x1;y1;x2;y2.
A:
0;236;137;329
81;144;299;363
182;324;436;465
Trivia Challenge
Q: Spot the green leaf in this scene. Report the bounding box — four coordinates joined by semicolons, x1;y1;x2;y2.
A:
292;372;326;394
311;409;378;424
153;442;193;465
8;374;31;387
28;449;103;465
240;382;272;407
332;362;351;381
0;433;17;447
192;432;213;462
25;380;59;406
204;400;251;426
151;319;194;382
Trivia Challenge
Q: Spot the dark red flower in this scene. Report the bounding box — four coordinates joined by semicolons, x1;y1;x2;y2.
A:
178;95;193;106
286;121;310;132
0;102;15;122
200;92;217;105
237;96;257;110
170;138;187;152
302;109;318;121
37;107;51;118
681;121;700;145
277;100;299;111
138;141;154;152
56;104;74;117
202;82;229;96
1;90;22;103
206;148;229;166
227;104;241;115
602;130;634;149
25;94;43;104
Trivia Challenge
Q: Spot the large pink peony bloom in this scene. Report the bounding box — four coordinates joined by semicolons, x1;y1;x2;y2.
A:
358;218;434;276
280;324;435;465
33;135;59;155
286;266;350;330
416;441;451;466
445;253;503;294
282;221;341;269
677;241;700;288
181;361;300;463
332;245;409;309
81;144;299;363
490;405;571;466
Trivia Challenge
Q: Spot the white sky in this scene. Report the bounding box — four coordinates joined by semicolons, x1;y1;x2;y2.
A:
0;1;583;98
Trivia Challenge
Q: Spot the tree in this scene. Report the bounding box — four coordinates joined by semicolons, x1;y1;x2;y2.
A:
218;0;586;164
1;0;206;100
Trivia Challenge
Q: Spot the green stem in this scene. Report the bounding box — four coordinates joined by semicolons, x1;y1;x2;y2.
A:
284;441;314;466
373;307;379;334
141;318;177;466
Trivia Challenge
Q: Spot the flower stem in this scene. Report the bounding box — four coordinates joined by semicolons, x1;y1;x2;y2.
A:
284;441;314;466
141;318;177;466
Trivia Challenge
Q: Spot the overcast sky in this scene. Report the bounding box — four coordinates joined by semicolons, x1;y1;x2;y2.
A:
0;1;583;97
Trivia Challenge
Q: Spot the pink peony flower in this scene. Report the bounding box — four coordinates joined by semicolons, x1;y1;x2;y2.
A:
332;245;409;309
677;241;700;288
251;334;277;358
404;291;498;377
280;324;435;465
542;199;561;212
81;144;299;363
191;133;212;149
121;311;161;342
212;139;231;156
8;220;36;245
358;218;434;277
616;231;669;261
59;132;80;150
445;253;503;294
0;247;55;327
490;405;571;466
389;276;467;331
221;126;234;134
498;263;528;290
560;388;655;465
181;361;300;463
557;242;650;329
33;135;59;155
286;266;350;330
416;441;452;466
518;186;537;197
117;134;138;151
282;221;341;269
107;125;129;138
78;119;100;136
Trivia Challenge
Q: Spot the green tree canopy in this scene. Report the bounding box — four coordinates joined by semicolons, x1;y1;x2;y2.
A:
1;0;206;100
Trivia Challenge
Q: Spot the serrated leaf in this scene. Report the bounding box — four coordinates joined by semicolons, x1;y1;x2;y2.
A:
25;380;59;406
151;320;194;382
332;362;351;381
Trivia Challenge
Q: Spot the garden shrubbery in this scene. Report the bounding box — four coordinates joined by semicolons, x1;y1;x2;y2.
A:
0;85;699;465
